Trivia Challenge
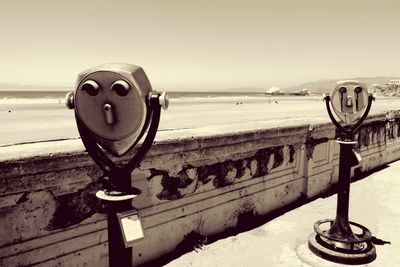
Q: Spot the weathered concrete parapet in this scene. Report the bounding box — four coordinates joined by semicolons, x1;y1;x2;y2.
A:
302;122;335;198
1;112;400;266
130;125;308;209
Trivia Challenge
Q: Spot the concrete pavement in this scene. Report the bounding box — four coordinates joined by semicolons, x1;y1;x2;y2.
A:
167;160;400;267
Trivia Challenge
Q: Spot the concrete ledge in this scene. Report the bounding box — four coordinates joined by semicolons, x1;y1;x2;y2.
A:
1;112;400;266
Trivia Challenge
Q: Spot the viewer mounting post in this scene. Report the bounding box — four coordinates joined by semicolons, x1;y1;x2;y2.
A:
66;63;168;267
308;80;376;264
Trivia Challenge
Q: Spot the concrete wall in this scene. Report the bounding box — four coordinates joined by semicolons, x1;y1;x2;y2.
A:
1;111;400;266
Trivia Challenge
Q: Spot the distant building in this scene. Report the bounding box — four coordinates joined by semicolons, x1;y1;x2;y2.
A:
266;87;284;95
388;76;400;85
300;88;310;95
292;88;310;96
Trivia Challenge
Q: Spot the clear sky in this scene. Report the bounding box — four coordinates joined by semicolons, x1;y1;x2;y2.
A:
1;0;399;90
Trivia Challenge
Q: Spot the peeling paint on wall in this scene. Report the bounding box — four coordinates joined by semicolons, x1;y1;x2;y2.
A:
385;120;400;141
357;122;384;147
305;137;329;160
46;181;104;230
46;168;105;230
0;190;56;246
235;160;248;180
288;145;296;164
352;119;400;150
255;146;284;176
148;145;293;200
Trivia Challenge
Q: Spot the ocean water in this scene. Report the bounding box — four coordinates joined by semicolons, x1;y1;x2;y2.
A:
0;91;68;99
0;90;269;108
0;91;266;100
1;91;399;146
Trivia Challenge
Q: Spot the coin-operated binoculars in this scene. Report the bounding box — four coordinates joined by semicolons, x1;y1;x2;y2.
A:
308;81;376;264
66;63;168;267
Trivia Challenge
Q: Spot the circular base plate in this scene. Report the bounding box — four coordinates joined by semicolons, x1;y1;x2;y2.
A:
308;233;376;265
96;190;137;201
335;140;358;145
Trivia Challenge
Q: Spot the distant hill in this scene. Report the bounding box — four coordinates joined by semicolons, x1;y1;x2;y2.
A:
211;77;389;94
209;87;267;93
283;77;388;94
0;83;71;91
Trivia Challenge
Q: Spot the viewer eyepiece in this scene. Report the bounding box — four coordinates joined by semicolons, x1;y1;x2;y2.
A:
82;80;100;96
112;80;130;96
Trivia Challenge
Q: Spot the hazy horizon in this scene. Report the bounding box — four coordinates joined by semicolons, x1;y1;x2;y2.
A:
0;76;388;94
1;1;400;90
0;75;390;92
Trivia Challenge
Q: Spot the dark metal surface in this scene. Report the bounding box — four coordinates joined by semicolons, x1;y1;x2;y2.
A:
105;198;135;267
309;87;376;264
92;94;162;267
68;64;167;267
324;94;374;141
308;232;376;265
313;219;372;243
76;93;162;194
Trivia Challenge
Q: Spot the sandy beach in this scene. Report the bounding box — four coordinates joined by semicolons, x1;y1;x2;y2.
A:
1;95;400;146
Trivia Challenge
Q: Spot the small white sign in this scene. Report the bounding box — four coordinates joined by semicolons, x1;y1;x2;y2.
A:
117;211;145;247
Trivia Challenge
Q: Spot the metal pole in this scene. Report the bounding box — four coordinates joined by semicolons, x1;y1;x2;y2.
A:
308;139;376;264
106;199;133;267
328;141;356;239
309;82;376;264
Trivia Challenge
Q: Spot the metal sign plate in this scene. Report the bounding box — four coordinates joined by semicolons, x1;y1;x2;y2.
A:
117;210;145;248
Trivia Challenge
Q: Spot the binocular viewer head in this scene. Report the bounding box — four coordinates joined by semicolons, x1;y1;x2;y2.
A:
66;63;168;157
330;80;369;125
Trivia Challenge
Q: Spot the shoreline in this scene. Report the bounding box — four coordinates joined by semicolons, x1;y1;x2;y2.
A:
1;96;400;147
